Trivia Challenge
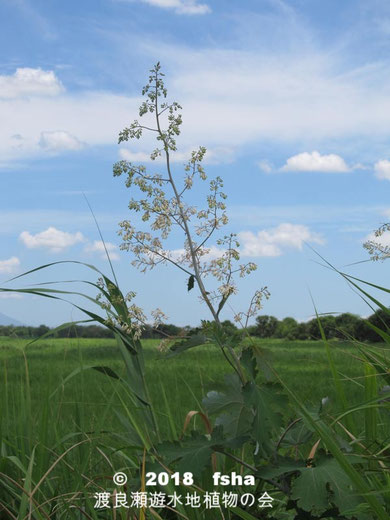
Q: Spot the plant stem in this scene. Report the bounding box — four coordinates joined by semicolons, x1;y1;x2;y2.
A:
152;69;246;384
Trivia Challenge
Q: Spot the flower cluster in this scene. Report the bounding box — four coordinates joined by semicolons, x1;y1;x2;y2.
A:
234;287;271;328
113;63;267;334
95;277;168;340
363;223;390;261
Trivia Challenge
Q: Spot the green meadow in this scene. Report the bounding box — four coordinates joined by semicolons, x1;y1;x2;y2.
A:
1;335;367;438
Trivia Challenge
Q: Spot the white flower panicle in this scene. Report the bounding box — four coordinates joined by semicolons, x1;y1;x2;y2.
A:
94;278;169;340
364;223;390;261
113;63;267;329
151;308;169;328
234;288;271;328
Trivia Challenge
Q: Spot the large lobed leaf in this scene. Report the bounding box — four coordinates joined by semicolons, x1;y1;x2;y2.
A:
203;374;253;438
203;374;287;456
291;456;371;519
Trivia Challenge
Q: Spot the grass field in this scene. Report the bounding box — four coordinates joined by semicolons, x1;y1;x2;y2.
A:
2;334;390;519
1;335;368;439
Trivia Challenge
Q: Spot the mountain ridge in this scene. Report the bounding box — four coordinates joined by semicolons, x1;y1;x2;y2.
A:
0;311;25;326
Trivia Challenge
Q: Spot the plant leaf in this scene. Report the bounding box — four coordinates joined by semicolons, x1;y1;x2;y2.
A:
92;366;120;379
168;334;208;357
203;374;253;438
244;381;287;457
187;274;195;291
157;431;213;478
291;456;369;518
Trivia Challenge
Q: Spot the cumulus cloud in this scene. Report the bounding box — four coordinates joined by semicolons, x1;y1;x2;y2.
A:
20;227;85;253
171;225;324;261
84;241;120;261
280;151;350;173
364;230;390;249
0;256;20;274
39;130;85;152
140;0;210;15
0;68;63;99
238;223;324;257
363;227;390;259
374;160;390;180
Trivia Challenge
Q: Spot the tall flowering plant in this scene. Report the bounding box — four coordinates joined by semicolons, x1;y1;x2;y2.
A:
111;62;269;381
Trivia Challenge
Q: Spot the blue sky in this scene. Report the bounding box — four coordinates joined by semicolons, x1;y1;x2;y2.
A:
1;0;390;327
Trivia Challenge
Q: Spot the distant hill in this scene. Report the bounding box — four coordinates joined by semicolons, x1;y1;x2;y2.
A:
0;312;24;326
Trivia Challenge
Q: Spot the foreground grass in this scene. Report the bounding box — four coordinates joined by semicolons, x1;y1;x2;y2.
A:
2;335;389;519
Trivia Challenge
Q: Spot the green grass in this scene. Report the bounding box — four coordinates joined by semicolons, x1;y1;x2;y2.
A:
1;335;368;438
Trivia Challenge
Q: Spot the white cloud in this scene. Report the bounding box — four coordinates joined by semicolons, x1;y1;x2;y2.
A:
119;146;234;164
374;159;390;180
0;293;23;299
39;130;85;152
364;230;390;248
170;245;222;262
352;163;368;171
201;245;224;260
0;89;140;165
119;149;151;162
0;68;63;99
151;45;390;148
84;240;120;261
204;147;235;164
0;256;20;274
257;160;273;173
238;223;324;257
19;227;85;253
5;40;390;166
281;151;350;173
140;0;210;15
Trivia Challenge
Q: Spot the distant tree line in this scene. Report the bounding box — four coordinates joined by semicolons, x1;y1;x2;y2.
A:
0;324;115;339
0;310;389;342
248;311;390;342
